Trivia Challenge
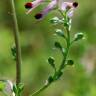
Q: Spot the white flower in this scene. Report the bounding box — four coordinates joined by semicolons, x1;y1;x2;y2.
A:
3;80;15;96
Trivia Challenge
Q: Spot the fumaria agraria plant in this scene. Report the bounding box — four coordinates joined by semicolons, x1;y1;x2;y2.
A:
0;0;84;96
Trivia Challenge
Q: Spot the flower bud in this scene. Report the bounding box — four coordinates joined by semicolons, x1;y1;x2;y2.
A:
35;13;43;19
73;2;78;8
67;60;74;66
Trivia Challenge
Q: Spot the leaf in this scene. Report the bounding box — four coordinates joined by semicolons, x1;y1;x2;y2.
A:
54;41;62;49
18;83;24;93
13;83;24;95
48;76;54;83
55;29;65;38
74;32;84;41
48;57;55;69
67;60;74;66
50;17;60;25
54;42;66;56
13;84;18;94
11;46;16;60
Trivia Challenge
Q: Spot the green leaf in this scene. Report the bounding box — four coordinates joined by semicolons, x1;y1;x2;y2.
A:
74;32;84;41
48;57;55;69
54;42;66;56
13;83;24;95
11;46;16;60
55;29;65;38
13;84;18;94
18;83;24;93
50;17;60;25
48;76;54;83
54;41;62;49
67;60;74;66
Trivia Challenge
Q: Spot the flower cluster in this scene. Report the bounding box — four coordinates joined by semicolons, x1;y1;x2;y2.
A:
25;0;78;19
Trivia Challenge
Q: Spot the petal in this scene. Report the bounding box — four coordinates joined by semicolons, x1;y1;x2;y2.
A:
42;0;57;14
60;2;73;11
67;9;74;18
34;0;57;19
26;0;44;14
42;0;57;17
60;1;78;11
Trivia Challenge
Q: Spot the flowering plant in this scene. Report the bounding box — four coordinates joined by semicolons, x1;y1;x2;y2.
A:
0;0;84;96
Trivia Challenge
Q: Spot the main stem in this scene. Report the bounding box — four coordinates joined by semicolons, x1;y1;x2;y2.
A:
10;0;22;85
58;27;70;72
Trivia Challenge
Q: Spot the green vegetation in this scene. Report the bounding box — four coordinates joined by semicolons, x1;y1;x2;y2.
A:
0;0;96;96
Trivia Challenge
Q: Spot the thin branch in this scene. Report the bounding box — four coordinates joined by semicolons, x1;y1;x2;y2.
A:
30;83;51;96
10;0;22;85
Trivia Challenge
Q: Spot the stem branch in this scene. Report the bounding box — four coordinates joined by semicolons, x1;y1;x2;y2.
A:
30;83;51;96
10;0;22;85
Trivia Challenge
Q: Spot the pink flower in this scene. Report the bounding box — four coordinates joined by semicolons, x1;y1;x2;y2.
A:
25;0;44;14
35;0;57;19
25;0;78;19
59;1;78;17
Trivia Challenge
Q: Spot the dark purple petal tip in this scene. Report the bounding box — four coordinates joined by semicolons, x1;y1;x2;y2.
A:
25;2;33;9
73;2;78;8
35;13;43;19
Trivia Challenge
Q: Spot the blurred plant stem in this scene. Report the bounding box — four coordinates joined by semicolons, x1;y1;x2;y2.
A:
10;0;22;85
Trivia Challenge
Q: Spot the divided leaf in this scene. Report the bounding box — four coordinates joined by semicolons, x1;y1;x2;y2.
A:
74;32;84;41
55;29;65;38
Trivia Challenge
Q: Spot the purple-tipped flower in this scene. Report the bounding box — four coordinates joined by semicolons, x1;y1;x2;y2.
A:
59;1;78;17
25;0;78;19
35;0;57;19
25;0;44;14
35;13;43;19
59;1;78;10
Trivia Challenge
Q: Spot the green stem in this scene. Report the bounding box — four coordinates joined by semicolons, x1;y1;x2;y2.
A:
30;10;71;96
58;27;70;72
57;10;71;72
30;83;51;96
10;0;22;85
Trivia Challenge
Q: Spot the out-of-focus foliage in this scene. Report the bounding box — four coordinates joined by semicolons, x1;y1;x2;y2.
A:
0;0;96;96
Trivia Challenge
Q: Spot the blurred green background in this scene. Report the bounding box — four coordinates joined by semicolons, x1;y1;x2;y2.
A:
0;0;96;96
